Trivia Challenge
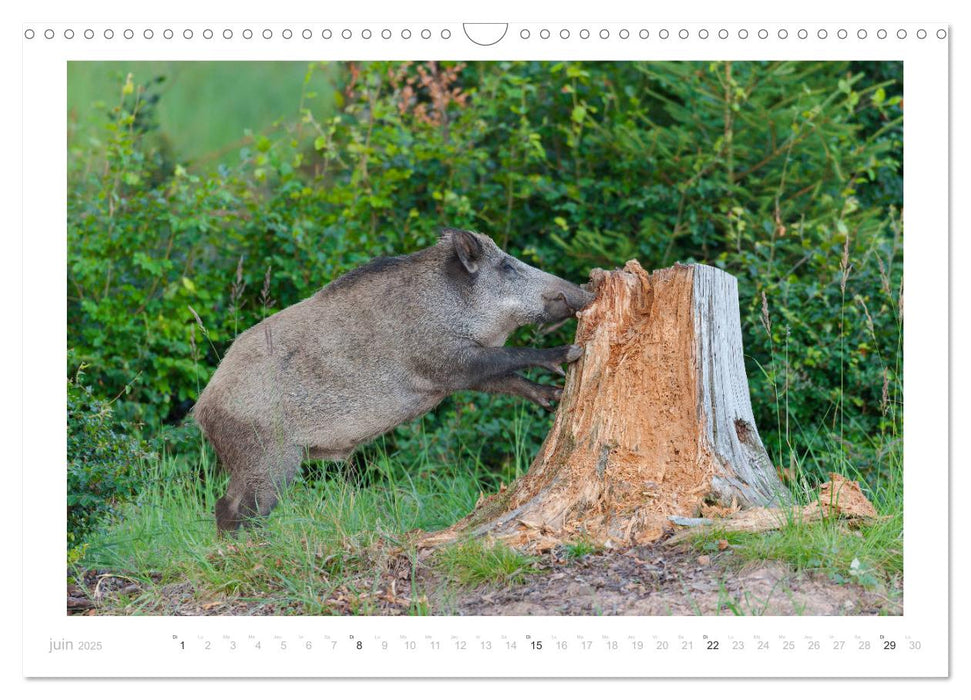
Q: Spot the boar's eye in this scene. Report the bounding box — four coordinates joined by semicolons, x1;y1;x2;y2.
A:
501;259;517;274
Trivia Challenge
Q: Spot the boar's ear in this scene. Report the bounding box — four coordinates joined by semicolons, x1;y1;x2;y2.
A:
450;229;483;274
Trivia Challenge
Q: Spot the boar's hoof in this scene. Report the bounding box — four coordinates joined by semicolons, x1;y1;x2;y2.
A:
537;385;564;411
541;345;583;377
215;496;242;536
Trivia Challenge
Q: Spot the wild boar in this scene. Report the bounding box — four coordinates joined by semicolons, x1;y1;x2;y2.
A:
194;228;594;534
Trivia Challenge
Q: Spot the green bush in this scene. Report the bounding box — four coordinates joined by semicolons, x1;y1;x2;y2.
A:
67;60;902;490
67;369;152;547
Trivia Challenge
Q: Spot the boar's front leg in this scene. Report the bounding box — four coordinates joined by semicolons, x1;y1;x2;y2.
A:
450;344;582;389
471;373;563;410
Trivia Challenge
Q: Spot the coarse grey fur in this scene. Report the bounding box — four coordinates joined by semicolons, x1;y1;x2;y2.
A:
194;228;595;534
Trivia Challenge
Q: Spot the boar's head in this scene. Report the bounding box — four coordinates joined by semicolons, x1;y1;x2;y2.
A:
441;228;595;347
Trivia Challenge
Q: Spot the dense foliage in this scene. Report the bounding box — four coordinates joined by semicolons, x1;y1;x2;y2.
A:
68;61;902;539
67;365;150;547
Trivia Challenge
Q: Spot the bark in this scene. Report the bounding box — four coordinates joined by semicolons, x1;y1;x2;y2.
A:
422;261;785;550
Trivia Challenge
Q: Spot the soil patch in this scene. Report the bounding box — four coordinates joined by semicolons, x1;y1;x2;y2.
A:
435;546;900;616
69;544;901;616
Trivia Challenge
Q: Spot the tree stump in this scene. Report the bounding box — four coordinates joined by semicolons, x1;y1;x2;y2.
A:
423;261;785;550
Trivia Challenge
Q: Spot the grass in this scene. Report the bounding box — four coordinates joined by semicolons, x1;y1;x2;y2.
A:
691;516;901;588
73;397;903;615
73;415;543;615
561;538;602;560
434;539;541;587
687;417;903;594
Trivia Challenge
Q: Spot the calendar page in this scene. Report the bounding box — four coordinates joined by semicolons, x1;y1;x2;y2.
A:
20;1;949;680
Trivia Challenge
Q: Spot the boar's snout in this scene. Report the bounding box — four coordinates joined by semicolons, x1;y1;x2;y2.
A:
541;282;596;322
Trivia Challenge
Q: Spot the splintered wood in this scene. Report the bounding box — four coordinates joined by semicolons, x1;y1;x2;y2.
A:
666;473;879;543
420;261;787;551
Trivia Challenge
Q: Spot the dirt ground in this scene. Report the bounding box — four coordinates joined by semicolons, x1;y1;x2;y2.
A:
436;546;901;616
68;543;901;616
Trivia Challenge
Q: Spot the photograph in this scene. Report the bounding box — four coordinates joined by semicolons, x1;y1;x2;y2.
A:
65;58;904;617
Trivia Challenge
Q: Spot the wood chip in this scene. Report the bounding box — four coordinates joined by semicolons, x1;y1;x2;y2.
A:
666;474;879;544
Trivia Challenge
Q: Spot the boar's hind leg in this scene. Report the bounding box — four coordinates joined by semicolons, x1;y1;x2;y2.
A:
215;481;245;534
212;431;302;535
